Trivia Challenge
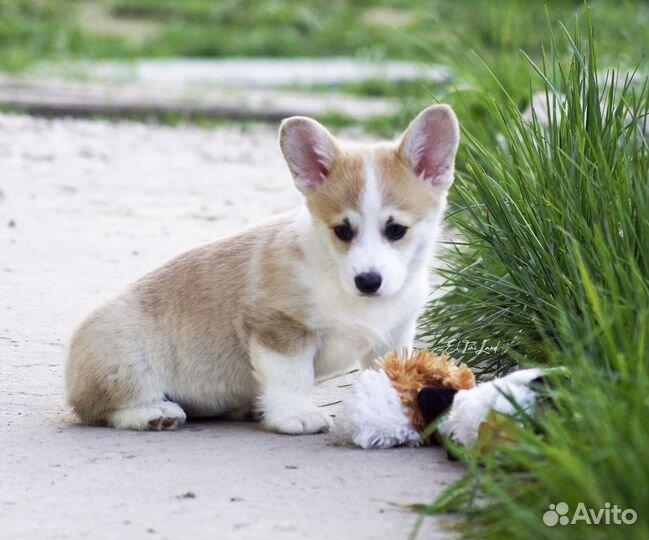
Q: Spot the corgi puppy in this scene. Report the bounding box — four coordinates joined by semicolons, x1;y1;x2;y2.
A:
65;104;460;433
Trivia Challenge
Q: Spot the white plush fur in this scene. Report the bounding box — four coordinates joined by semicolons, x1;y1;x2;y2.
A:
339;369;421;449
438;368;544;447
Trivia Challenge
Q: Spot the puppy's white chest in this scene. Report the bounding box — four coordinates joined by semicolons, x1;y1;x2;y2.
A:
314;328;374;380
311;302;410;380
302;254;430;380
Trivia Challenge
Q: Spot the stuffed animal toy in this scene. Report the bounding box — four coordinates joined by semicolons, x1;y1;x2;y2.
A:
339;349;545;450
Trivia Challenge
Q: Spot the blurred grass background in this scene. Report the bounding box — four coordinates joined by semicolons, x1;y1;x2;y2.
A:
2;0;649;138
2;0;649;69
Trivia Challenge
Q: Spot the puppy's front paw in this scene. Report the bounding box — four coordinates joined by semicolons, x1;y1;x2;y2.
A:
265;407;334;435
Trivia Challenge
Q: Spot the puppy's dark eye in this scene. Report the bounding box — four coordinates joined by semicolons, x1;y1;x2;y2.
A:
384;223;408;241
333;223;354;242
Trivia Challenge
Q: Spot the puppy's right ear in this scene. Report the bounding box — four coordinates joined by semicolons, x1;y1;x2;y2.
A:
279;117;338;195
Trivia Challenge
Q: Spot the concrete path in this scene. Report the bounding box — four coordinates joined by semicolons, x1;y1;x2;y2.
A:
0;74;398;122
0;58;448;122
0;114;462;540
42;58;449;88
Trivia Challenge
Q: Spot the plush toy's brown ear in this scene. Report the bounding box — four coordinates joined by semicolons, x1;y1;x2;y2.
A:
417;387;457;426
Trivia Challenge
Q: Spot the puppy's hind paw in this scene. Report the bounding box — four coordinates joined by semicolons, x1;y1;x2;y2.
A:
107;401;187;431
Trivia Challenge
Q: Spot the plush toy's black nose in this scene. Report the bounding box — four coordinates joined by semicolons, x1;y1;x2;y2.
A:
418;387;458;425
355;272;382;294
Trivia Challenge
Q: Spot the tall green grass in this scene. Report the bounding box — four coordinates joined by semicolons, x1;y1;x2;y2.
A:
418;13;649;540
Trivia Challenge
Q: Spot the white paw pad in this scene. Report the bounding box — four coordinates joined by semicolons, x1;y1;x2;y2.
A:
267;408;334;435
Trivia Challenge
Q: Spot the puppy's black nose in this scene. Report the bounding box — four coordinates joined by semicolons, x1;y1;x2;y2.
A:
355;272;382;295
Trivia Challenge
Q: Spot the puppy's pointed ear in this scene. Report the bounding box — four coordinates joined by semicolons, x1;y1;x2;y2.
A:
279;117;339;195
398;105;460;189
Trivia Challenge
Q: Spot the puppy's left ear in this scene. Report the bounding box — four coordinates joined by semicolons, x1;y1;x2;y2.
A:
399;105;460;189
279;116;339;195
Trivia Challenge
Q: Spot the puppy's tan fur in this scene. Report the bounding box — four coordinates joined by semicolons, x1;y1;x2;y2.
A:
66;105;460;432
